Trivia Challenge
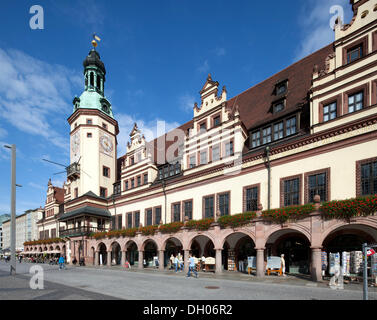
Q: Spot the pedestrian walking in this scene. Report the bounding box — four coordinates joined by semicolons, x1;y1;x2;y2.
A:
169;254;175;270
178;254;183;272
58;255;66;270
187;254;198;278
174;255;179;272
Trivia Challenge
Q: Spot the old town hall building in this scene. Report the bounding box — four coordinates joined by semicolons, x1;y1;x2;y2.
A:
25;0;377;281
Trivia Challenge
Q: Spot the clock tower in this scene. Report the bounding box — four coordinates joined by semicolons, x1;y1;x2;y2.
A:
67;48;119;199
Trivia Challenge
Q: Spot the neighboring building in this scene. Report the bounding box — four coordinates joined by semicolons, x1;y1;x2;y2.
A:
36;179;64;240
25;0;377;281
2;209;41;252
0;214;11;251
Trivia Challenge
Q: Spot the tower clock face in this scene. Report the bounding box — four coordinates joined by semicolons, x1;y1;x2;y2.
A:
99;133;113;157
71;131;80;162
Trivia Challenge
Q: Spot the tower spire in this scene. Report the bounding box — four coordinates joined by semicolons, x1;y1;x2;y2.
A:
71;43;114;119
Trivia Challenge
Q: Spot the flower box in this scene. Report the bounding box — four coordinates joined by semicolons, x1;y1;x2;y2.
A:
320;195;377;220
261;204;315;224
185;218;214;231
218;212;256;228
159;222;184;234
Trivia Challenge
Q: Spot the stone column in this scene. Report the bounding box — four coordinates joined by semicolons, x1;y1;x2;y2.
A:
94;251;98;266
215;248;223;274
311;247;323;282
107;250;112;267
256;248;265;277
138;250;144;270
159;250;165;271
184;249;190;273
121;250;126;267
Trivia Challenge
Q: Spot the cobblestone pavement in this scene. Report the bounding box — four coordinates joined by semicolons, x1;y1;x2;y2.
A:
1;261;376;300
0;267;119;300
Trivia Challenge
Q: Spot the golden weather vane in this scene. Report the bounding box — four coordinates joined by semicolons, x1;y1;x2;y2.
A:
91;33;101;48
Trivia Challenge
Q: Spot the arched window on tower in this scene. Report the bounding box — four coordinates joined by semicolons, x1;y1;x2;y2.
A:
85;74;88;88
97;76;101;92
90;72;94;88
102;104;109;114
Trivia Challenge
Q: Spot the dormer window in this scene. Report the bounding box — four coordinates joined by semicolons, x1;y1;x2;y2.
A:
158;162;181;180
347;44;363;64
275;81;287;95
273;101;285;114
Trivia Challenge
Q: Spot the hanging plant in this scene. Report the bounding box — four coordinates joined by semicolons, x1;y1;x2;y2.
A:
159;222;184;234
218;212;257;228
92;231;107;240
140;225;158;236
185;218;214;231
107;230;122;238
120;228;138;238
320;194;377;220
261;204;315;224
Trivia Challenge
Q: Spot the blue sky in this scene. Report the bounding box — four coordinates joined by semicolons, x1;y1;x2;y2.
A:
0;0;353;215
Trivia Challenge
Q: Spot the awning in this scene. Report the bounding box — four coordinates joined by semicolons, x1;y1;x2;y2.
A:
58;205;111;221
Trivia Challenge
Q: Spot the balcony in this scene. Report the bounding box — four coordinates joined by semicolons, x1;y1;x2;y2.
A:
59;226;107;238
67;162;80;180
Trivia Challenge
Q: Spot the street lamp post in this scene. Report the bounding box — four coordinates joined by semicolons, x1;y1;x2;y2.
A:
162;179;167;224
265;146;271;210
4;144;17;275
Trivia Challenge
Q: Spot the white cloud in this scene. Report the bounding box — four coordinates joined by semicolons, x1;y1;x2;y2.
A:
179;94;196;113
0;48;80;151
116;113;180;157
294;0;351;61
197;60;210;73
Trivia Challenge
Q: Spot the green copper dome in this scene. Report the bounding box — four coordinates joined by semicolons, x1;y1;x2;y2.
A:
72;49;114;119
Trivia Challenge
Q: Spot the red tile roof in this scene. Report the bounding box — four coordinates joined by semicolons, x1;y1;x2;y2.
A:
118;44;334;165
53;187;65;204
226;44;334;131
